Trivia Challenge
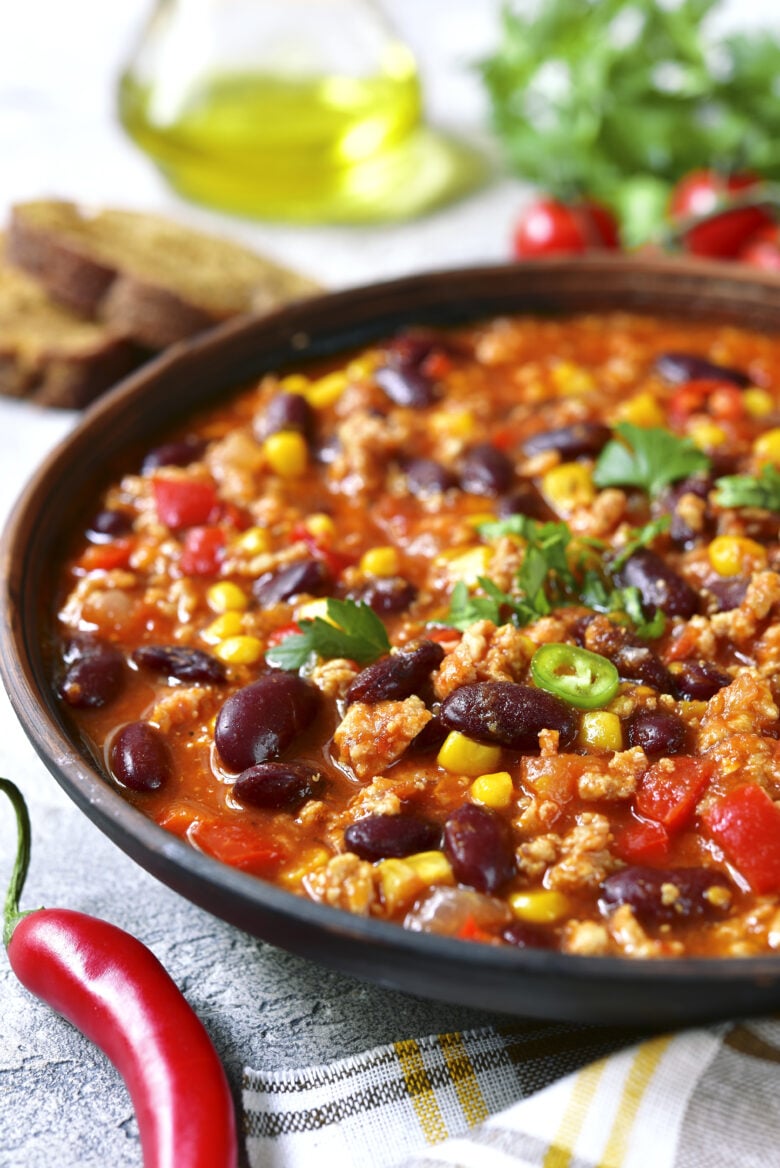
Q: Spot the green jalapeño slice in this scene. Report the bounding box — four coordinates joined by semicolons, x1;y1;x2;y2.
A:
531;643;619;710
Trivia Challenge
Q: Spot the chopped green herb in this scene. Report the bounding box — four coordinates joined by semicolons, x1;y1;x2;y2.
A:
610;515;671;571
265;598;390;671
594;424;710;496
479;0;780;241
715;464;780;511
445;579;505;631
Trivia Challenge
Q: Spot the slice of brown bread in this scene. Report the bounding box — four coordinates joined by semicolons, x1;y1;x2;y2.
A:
7;201;320;350
0;244;145;408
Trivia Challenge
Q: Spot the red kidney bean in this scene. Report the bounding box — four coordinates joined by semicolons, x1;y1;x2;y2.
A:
86;509;133;542
501;921;554;949
612;644;676;695
384;333;443;367
141;438;207;472
616;549;700;619
408;715;449;754
443;804;516;894
659;474;714;548
60;639;125;709
403;457;456;496
259;392;314;441
348;577;417;615
344;813;442;861
132;644;227;684
521;422;611;460
655;351;751;387
599;865;732;925
374;337;438;409
626;709;688;755
252;559;331;606
439;682;578;750
675;659;731;701
705;576;749;612
460;443;514;496
109;722;171;792
346;640;444;704
233;762;323;811
497;483;551;521
214;673;320;772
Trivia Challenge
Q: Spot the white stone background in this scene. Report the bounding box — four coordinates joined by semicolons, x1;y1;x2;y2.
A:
0;2;778;1165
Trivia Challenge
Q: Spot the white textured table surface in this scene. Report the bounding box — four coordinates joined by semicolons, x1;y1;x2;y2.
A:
0;2;776;1166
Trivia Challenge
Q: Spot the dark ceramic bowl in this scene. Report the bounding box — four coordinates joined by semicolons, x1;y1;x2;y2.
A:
5;257;780;1027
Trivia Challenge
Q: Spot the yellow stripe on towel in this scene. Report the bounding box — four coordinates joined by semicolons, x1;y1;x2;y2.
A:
598;1035;673;1168
543;1059;607;1168
394;1038;449;1145
438;1032;490;1128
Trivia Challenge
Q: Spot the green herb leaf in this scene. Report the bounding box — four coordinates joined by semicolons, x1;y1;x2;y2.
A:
610;515;671;570
715;464;780;511
265;598;390;670
594;424;710;496
478;0;780;241
444;579;505;631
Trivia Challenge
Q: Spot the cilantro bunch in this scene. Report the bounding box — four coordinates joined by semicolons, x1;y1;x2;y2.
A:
479;0;780;242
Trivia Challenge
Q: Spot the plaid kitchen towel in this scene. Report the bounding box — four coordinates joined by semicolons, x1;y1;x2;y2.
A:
244;1017;780;1167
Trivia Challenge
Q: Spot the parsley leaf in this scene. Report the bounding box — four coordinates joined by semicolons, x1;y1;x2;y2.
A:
265;598;390;671
445;579;504;631
610;515;671;571
715;464;780;511
479;0;780;242
594;424;710;496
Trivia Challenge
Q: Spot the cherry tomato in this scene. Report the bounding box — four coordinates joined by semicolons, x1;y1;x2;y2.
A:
670;169;772;259
739;223;780;271
512;198;620;258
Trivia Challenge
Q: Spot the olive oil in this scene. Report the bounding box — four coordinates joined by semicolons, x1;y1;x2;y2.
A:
118;46;435;222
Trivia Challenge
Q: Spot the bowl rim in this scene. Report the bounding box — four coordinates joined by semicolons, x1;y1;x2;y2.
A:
5;254;780;1009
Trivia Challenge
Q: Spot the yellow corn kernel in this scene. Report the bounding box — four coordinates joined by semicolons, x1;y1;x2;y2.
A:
404;850;454;885
689;420;727;450
346;353;379;381
278;847;330;890
617;391;666;429
437;731;502;777
465;511;497;529
359;546;400;577
509;890;571;924
754;427;780;466
744;388;774;418
206;581;249;614
430;408;475;439
708;535;767;576
294;599;330;623
305;370;348;409
278;373;310;394
579;710;623;753
303;513;336;544
263;431;308;477
202;611;244;644
434;545;491;586
470;771;514;809
550;361;595;396
232;525;271;555
542;462;595;513
377;859;423;914
213;635;263;665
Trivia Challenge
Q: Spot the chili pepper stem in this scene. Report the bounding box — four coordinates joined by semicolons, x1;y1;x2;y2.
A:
0;778;39;948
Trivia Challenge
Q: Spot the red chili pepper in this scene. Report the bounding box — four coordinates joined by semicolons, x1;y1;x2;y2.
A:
0;779;237;1168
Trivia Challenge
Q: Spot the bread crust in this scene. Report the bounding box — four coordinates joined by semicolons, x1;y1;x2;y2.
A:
8;201;318;350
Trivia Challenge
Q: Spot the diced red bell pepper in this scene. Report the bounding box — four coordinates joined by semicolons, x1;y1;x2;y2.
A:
179;526;226;576
77;537;135;572
613;818;671;864
266;621;302;648
291;523;354;577
153;476;218;530
191;820;285;878
702;783;780;894
635;756;714;833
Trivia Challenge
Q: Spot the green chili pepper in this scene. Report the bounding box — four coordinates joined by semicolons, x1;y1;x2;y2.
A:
531;643;619;711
